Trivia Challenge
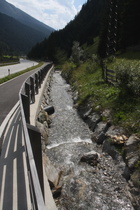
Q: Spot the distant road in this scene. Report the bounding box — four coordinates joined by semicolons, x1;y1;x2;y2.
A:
0;59;38;78
0;63;47;125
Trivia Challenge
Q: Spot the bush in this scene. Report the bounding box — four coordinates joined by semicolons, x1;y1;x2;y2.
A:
70;41;85;66
116;62;140;96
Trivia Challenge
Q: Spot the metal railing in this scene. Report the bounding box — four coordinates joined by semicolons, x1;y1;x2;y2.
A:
19;63;53;210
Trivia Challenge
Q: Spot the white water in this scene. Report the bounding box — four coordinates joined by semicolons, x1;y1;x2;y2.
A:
46;72;134;210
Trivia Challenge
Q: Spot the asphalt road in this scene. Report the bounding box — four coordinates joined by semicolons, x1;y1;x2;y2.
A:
0;59;38;78
0;63;47;125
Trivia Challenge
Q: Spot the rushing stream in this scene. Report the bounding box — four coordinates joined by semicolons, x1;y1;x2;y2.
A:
46;71;134;210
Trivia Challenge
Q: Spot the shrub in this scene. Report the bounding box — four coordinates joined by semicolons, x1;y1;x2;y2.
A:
116;62;140;96
70;41;85;66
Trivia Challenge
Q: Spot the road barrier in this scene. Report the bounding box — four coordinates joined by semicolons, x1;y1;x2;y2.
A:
19;63;53;210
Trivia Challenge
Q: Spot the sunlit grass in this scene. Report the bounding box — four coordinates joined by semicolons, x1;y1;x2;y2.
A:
61;50;140;135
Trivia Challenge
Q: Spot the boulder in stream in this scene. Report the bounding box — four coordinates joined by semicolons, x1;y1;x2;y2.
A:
80;151;100;167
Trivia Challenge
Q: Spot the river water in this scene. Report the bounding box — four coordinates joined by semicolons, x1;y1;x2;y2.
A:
46;71;134;210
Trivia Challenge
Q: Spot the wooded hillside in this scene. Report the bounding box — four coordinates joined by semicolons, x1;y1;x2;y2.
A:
0;0;54;55
28;0;140;61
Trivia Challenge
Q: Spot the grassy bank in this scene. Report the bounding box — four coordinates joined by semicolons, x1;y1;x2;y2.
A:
0;62;44;84
0;55;19;66
61;51;140;135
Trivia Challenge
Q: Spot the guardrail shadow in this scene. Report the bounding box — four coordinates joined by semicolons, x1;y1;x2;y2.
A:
0;106;32;209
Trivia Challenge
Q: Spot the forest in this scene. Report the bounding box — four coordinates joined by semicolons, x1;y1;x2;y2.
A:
28;0;140;62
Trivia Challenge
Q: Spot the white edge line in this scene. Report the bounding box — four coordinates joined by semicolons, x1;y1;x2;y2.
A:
0;63;46;87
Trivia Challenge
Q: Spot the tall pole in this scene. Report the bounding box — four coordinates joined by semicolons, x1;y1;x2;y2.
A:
106;0;118;56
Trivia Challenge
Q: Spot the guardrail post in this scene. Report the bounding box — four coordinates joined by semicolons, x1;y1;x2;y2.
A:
27;124;44;198
40;69;43;83
30;77;35;103
25;82;30;102
38;71;41;88
21;94;30;123
35;73;39;94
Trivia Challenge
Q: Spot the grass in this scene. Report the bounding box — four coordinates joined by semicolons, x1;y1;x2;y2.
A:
0;62;44;84
61;48;140;135
0;55;19;65
106;51;140;70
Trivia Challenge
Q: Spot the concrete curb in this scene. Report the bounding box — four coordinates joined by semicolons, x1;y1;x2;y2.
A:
30;65;54;126
29;65;57;209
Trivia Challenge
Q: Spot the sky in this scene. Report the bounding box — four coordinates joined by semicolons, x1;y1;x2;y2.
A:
6;0;87;30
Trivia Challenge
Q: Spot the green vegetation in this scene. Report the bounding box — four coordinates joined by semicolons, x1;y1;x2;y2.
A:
0;0;54;55
28;0;105;61
0;55;19;65
61;44;140;135
0;62;44;84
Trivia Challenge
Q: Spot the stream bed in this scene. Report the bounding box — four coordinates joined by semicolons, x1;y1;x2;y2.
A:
46;71;134;210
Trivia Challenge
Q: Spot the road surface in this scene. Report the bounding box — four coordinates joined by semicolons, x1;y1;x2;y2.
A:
0;63;47;125
0;59;38;78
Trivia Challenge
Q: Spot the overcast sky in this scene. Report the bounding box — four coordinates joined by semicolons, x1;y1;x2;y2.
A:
6;0;87;30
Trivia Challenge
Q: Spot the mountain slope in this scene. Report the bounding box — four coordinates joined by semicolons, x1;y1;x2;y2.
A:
28;0;105;61
28;0;140;61
0;0;54;37
0;0;54;54
0;12;49;54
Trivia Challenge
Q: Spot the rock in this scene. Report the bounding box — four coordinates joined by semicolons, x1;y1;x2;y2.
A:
96;132;107;144
102;139;120;160
91;121;111;144
124;135;140;171
36;121;48;145
82;108;92;119
80;151;100;167
52;186;62;199
38;110;49;123
73;91;78;103
127;155;139;171
101;109;111;120
131;170;140;188
43;155;62;188
106;125;126;136
77;103;93;118
84;113;101;131
105;126;128;145
122;165;131;181
44;106;55;115
125;134;140;147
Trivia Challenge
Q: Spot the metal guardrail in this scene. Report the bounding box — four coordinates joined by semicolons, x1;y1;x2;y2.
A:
19;63;53;210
